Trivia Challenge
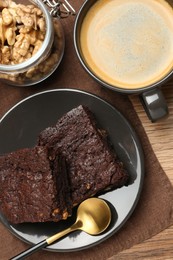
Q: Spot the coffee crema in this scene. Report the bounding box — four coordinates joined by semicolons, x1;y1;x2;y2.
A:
80;0;173;89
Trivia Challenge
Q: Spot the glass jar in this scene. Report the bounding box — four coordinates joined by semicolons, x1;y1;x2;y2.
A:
0;0;66;86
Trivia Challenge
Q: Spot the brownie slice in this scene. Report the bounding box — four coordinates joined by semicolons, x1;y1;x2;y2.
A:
38;105;129;206
0;146;72;224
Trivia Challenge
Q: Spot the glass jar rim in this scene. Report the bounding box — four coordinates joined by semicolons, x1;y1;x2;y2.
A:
0;0;53;73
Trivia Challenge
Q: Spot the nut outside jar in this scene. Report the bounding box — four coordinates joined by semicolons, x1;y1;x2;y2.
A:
0;0;65;86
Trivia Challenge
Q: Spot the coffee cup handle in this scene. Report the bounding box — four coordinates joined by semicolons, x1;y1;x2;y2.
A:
140;88;168;122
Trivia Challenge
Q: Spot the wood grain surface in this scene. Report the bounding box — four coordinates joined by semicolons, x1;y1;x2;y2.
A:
110;83;173;260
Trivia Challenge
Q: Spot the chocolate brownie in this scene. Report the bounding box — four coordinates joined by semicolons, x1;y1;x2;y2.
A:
0;146;72;224
38;105;129;206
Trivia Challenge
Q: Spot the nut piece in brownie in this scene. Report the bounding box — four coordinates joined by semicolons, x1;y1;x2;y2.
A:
0;146;72;224
38;105;129;206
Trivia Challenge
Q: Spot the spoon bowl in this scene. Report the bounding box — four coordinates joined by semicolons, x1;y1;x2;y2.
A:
11;198;111;260
76;197;111;235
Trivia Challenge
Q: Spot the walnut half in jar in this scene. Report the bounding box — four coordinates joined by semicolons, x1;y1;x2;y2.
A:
0;0;64;86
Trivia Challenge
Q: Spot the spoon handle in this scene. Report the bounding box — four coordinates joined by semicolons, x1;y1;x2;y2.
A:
10;240;48;260
10;221;81;260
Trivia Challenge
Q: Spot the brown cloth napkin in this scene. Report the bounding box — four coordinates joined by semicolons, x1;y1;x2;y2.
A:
0;1;173;259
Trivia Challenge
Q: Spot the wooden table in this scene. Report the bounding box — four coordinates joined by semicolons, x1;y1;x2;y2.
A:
111;84;173;259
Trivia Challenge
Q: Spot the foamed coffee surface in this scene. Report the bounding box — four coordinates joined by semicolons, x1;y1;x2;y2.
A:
80;0;173;89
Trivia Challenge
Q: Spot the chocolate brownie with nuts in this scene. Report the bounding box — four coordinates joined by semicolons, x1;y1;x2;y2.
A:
0;146;72;224
38;105;129;206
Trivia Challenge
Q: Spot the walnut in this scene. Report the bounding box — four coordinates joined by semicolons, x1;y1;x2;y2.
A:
0;0;45;64
0;1;64;85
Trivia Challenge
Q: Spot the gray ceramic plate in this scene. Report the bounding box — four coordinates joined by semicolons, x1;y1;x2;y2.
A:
0;89;144;252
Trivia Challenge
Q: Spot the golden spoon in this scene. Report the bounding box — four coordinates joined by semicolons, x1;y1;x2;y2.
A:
11;198;111;260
